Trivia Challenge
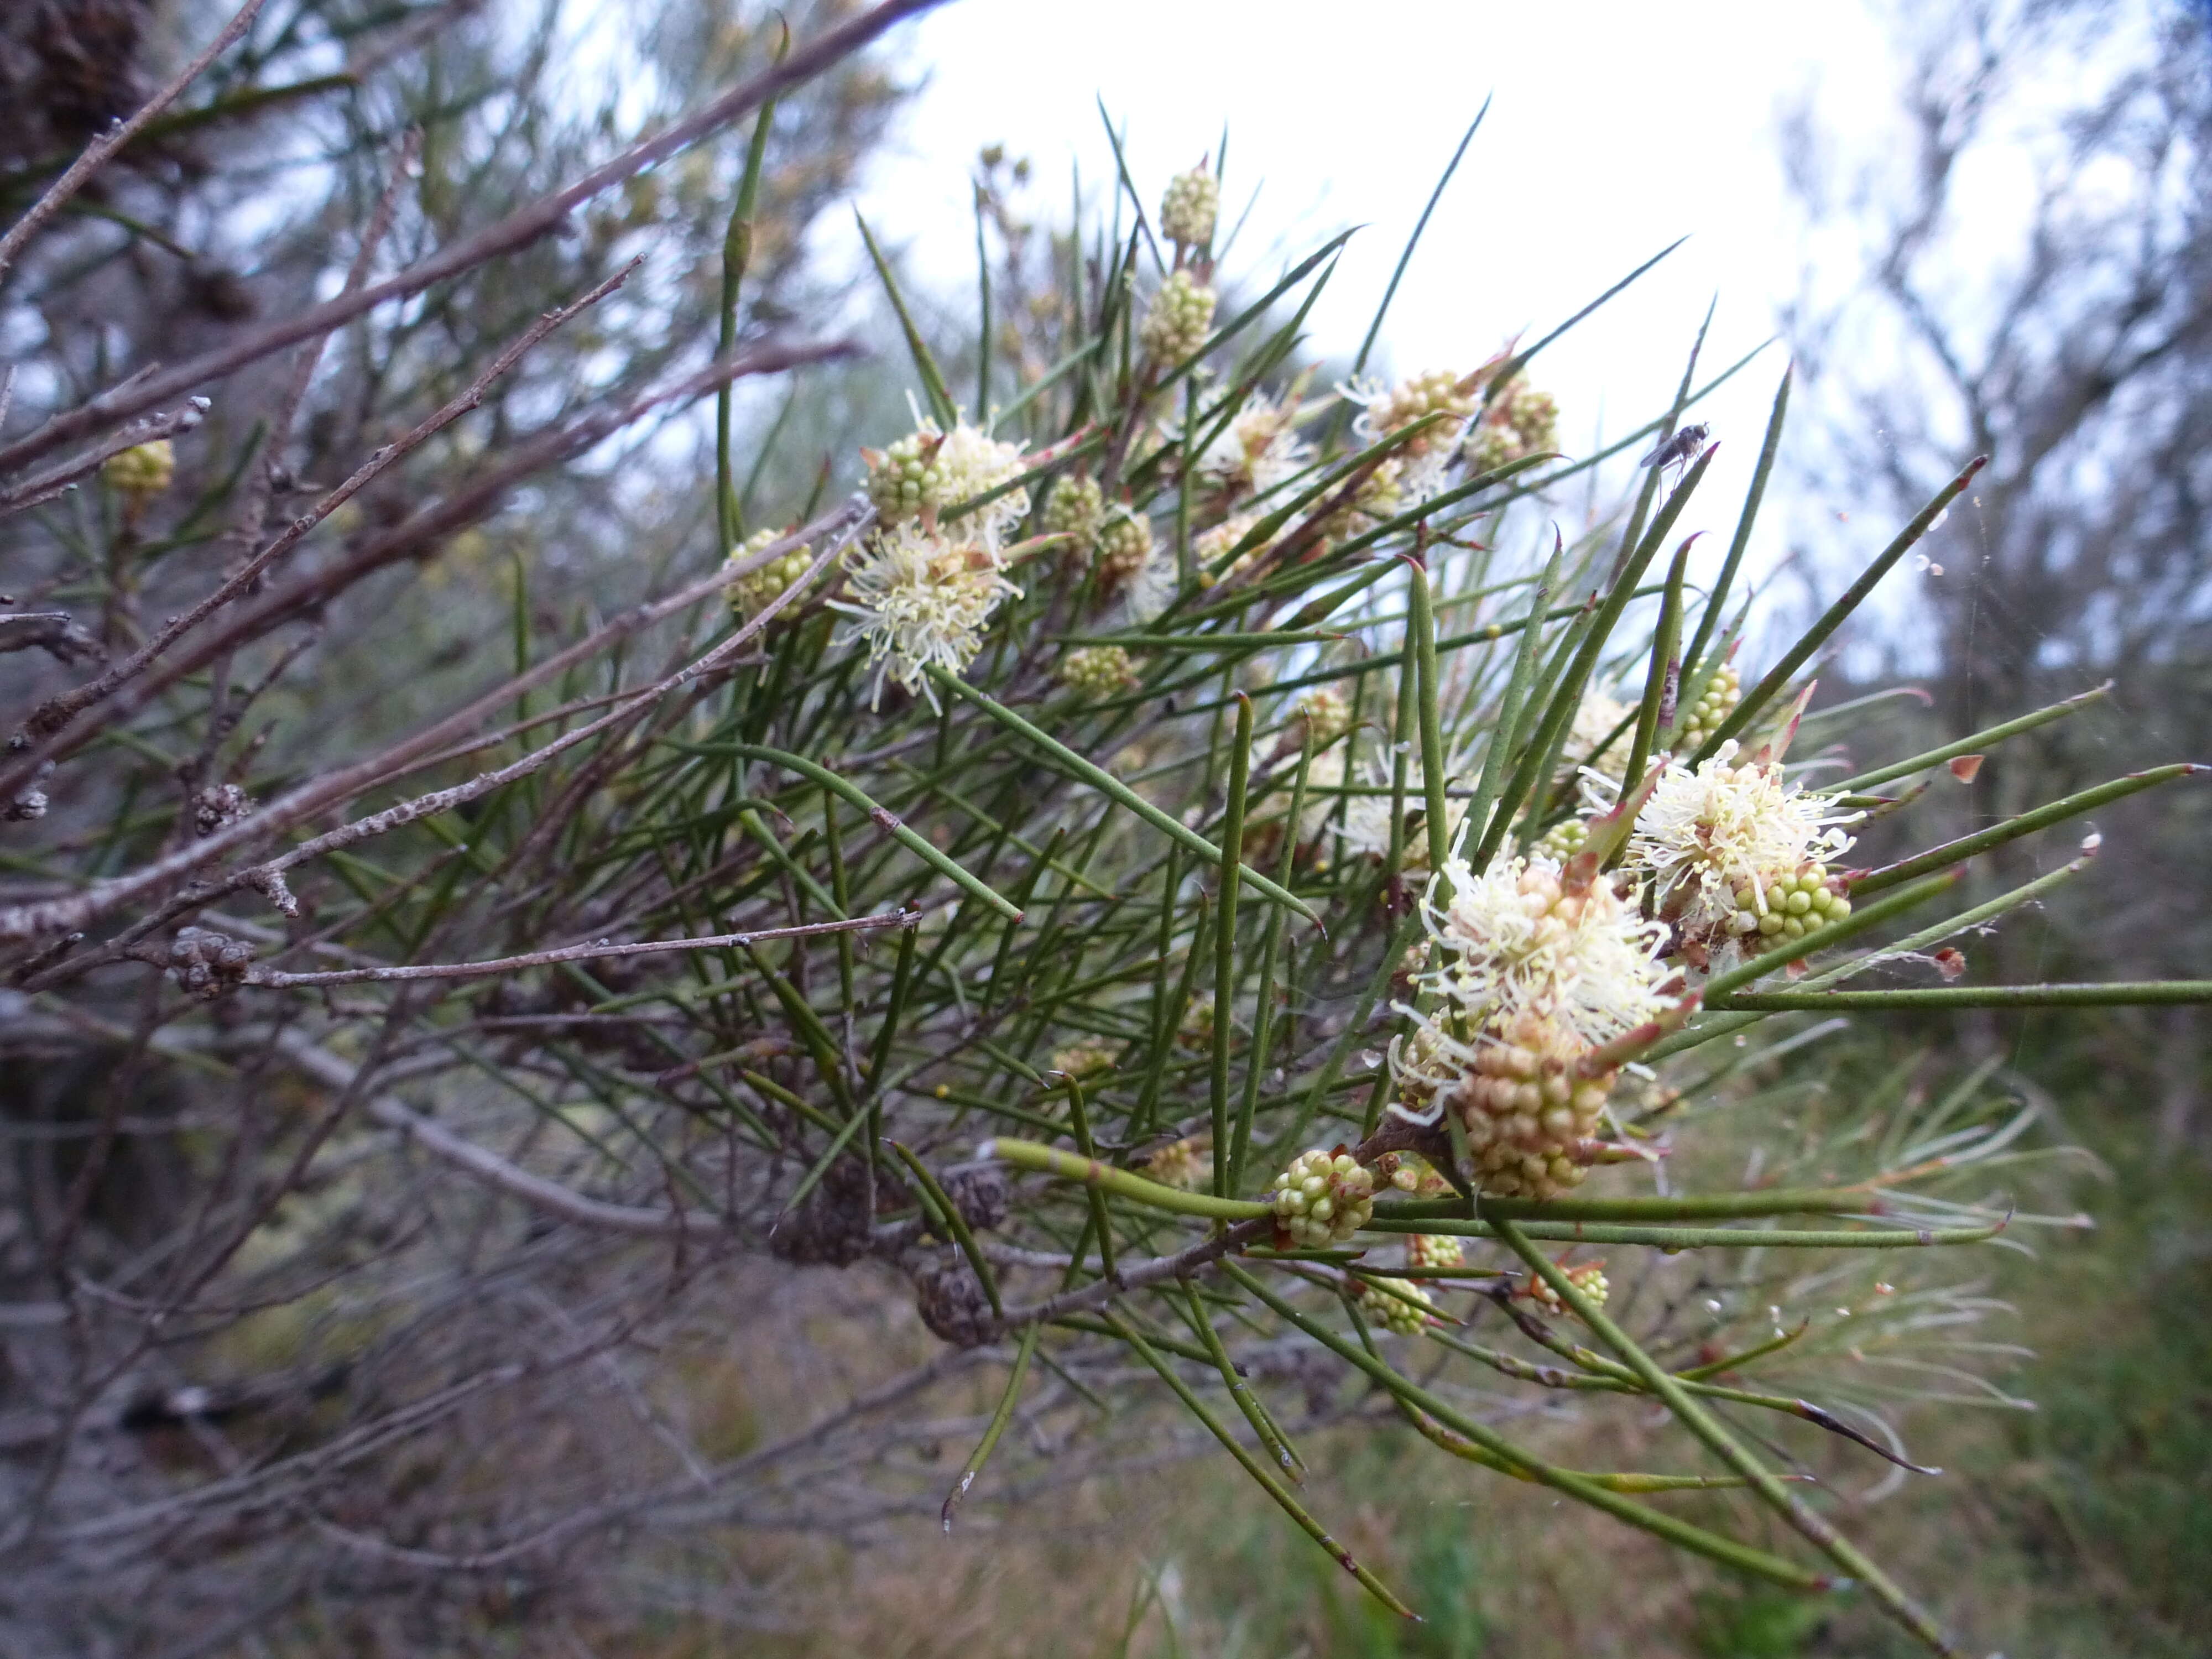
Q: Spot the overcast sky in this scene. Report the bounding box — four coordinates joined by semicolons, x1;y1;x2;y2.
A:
848;0;1911;599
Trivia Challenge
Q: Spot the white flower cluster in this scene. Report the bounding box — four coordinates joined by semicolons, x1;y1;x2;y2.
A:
1464;378;1559;475
1193;512;1273;588
832;520;1020;709
862;416;1029;538
1339;754;1468;874
1387;855;1677;1197
1404;854;1674;1060
842;412;1032;702
1198;390;1311;500
1335;361;1561;500
1291;745;1352;844
1294;687;1354;750
1563;688;1635;783
1628;741;1860;946
1340;368;1480;498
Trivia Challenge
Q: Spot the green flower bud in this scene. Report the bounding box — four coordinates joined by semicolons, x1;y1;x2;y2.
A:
1160;164;1219;248
103;439;175;497
1044;472;1105;559
1537;818;1591;862
1140;269;1217;363
1271;1147;1375;1246
1094;505;1155;587
1671;661;1741;752
726;525;814;619
1058;645;1141;700
1359;1276;1438;1337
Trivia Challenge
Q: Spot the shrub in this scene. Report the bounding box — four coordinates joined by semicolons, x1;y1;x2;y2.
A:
0;4;2203;1651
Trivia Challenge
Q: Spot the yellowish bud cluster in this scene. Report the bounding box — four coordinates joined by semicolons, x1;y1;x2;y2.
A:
1404;1232;1465;1271
1044;473;1105;559
1465;379;1559;474
1535;818;1589;862
1359;1275;1438;1335
1160;164;1219;248
1363;369;1478;458
1058;644;1141;700
726;526;812;618
1141;269;1217;363
1672;661;1741;753
1193;514;1277;588
1145;1132;1213;1191
1271;1149;1376;1246
1456;1008;1613;1200
1294;688;1353;749
1094;505;1155;588
1050;1033;1118;1081
103;439;175;497
1526;1260;1610;1316
1729;862;1850;943
865;428;948;522
1176;992;1215;1051
860;420;1028;533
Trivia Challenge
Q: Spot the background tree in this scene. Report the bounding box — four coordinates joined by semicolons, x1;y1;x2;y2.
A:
1785;0;2211;994
1777;3;2212;1647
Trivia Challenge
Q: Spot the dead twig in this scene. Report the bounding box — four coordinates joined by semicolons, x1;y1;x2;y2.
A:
0;0;947;477
245;910;916;988
0;0;274;283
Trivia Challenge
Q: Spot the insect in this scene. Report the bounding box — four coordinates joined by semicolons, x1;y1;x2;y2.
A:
1637;422;1711;473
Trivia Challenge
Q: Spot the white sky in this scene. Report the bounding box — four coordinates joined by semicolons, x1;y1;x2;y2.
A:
851;0;1907;598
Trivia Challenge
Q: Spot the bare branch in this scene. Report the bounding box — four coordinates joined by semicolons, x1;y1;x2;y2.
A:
0;340;860;811
0;0;946;477
0;399;211;517
12;260;640;749
0;0;273;283
247;910;915;988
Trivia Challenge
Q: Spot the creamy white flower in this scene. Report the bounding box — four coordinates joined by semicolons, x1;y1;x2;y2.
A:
1293;687;1354;749
1404;854;1674;1058
1628;741;1861;929
831;521;1020;709
933;422;1030;532
1339;753;1469;873
1563;688;1635;781
1125;544;1182;624
1338;368;1479;500
1386;857;1676;1195
1193;513;1271;587
1197;392;1311;498
1293;745;1350;842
